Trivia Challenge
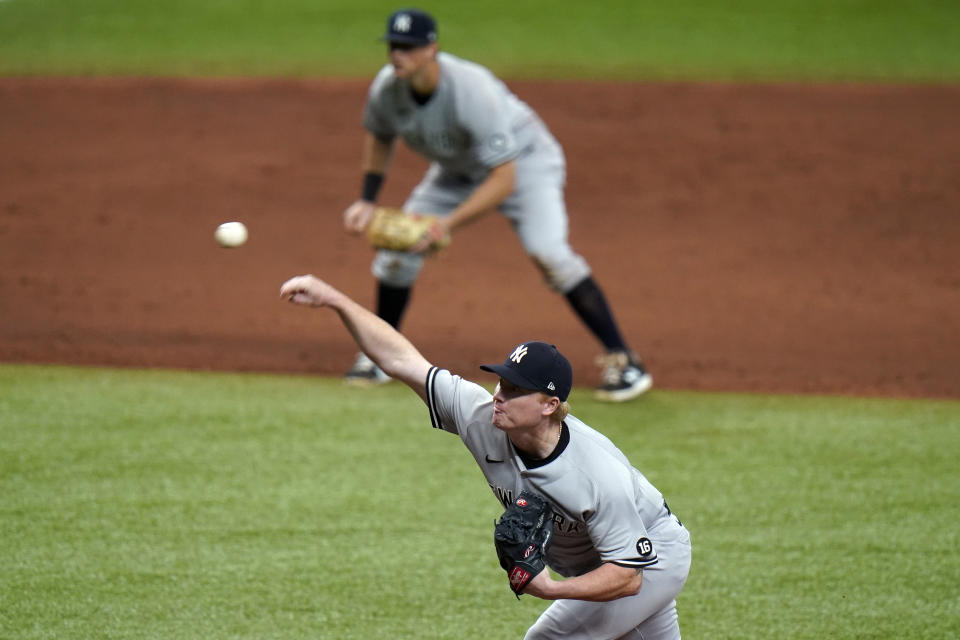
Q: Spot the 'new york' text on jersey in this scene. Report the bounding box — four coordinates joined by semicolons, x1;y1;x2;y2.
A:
364;52;548;182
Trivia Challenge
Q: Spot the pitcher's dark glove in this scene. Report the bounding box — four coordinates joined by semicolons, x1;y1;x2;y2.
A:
494;491;554;597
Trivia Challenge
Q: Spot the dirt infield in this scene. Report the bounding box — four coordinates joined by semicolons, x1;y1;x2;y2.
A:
1;77;958;398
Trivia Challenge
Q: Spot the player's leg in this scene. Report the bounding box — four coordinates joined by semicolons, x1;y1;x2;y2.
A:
376;164;473;320
525;534;691;640
346;166;469;384
503;176;652;402
523;596;678;640
567;277;653;402
344;260;419;385
345;249;424;385
622;602;680;640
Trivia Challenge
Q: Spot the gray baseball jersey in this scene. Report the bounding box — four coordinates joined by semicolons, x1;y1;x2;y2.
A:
424;366;685;578
362;52;591;293
364;51;547;182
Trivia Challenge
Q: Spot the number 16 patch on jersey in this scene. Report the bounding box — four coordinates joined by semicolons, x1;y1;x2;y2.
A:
615;537;659;569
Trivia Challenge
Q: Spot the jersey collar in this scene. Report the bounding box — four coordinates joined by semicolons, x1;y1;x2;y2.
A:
516;421;569;469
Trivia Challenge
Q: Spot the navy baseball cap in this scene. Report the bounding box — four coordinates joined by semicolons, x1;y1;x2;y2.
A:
381;8;437;45
481;341;573;402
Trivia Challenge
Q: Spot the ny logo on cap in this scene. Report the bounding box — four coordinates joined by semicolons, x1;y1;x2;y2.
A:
509;345;528;364
393;13;413;32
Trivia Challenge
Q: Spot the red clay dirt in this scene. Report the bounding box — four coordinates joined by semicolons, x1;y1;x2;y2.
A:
1;77;958;398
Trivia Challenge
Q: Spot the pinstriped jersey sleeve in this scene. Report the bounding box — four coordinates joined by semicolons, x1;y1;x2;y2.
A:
594;477;660;570
424;367;493;435
424;366;448;431
580;445;662;569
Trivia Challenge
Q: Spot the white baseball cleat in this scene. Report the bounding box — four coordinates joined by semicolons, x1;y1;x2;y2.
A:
593;352;653;402
344;352;392;386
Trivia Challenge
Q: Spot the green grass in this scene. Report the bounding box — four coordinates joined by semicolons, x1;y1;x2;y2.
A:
1;364;957;639
0;0;958;81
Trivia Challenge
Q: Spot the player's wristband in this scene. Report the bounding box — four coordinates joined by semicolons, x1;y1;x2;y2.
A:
361;172;385;203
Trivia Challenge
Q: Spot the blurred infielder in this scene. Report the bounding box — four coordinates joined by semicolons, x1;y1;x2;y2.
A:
280;274;692;639
341;8;653;402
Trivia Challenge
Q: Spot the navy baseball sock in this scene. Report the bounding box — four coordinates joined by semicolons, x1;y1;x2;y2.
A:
377;282;411;329
564;277;630;354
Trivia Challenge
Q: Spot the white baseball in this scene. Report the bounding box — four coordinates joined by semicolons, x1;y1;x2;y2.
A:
214;221;248;248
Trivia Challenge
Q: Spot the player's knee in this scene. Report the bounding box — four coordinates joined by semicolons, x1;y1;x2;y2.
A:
522;601;569;640
523;619;559;640
528;252;591;293
372;251;424;288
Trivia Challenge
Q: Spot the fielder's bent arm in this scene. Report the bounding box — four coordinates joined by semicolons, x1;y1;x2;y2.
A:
444;160;515;231
280;275;432;401
363;132;396;175
344;134;398;234
409;160;516;253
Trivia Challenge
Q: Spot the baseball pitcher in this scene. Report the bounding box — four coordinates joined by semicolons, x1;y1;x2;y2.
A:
280;274;692;640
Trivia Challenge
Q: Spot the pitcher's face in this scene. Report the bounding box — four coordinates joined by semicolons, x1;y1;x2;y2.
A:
492;379;552;432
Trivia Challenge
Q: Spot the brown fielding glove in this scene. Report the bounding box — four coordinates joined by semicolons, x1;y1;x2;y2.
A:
366;207;450;252
494;491;554;598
